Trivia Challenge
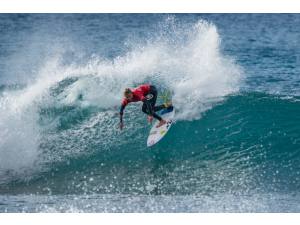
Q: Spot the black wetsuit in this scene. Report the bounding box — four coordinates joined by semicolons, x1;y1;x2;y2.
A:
141;85;165;121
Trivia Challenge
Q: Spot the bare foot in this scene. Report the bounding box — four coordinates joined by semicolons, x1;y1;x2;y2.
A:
156;120;167;128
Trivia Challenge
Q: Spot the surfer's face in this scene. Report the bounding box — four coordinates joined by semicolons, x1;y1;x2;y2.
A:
125;92;133;100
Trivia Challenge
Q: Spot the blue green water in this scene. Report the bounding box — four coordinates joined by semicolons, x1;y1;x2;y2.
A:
0;14;300;212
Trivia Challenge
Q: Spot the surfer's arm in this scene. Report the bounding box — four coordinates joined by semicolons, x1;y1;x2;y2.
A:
119;99;128;130
119;105;125;123
119;107;125;130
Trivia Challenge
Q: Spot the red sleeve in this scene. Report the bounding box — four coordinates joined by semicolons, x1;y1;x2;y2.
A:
122;98;128;107
120;98;128;116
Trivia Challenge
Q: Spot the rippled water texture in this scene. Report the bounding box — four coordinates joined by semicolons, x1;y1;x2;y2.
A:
0;14;299;212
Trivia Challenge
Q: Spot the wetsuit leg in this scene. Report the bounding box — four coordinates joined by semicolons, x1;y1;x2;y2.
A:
142;103;149;114
142;85;163;121
152;112;163;121
153;105;165;112
142;102;163;121
148;85;158;107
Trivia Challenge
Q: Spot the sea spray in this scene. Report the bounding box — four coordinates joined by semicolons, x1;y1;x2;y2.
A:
0;14;299;213
0;18;242;184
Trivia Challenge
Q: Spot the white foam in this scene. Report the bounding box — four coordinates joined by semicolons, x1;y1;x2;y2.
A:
54;18;243;120
0;18;242;179
0;89;40;179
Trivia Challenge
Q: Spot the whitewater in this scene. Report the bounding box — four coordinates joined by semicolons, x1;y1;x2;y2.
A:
0;14;299;212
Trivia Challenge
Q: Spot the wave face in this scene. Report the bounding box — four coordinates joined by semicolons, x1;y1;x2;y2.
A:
0;14;300;212
1;92;300;197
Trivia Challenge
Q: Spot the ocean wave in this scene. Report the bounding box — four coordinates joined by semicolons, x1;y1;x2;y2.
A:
1;17;299;196
1;92;299;196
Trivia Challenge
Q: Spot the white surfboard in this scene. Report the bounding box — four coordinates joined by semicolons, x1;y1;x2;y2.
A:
147;106;175;147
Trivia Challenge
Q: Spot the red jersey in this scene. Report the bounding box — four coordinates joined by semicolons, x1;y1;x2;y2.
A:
121;84;151;107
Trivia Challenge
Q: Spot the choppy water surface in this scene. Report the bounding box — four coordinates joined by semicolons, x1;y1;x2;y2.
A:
0;14;299;212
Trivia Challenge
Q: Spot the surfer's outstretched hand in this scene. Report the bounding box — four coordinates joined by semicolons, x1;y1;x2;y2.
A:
119;122;124;130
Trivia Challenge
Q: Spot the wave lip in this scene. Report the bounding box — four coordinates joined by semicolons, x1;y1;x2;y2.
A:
0;17;243;185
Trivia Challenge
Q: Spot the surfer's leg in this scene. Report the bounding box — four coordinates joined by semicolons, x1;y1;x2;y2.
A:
149;85;165;112
142;102;163;121
143;86;167;122
152;112;163;121
142;103;149;114
143;86;158;113
147;85;157;107
153;105;166;112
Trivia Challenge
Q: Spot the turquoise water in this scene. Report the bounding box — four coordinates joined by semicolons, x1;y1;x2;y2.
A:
0;14;300;212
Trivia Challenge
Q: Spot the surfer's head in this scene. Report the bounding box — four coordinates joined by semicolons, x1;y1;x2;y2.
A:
124;88;133;100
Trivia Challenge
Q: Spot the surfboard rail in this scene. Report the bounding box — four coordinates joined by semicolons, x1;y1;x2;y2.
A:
147;106;175;147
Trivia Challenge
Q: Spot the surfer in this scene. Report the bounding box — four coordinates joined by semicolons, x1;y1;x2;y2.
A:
119;84;171;130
